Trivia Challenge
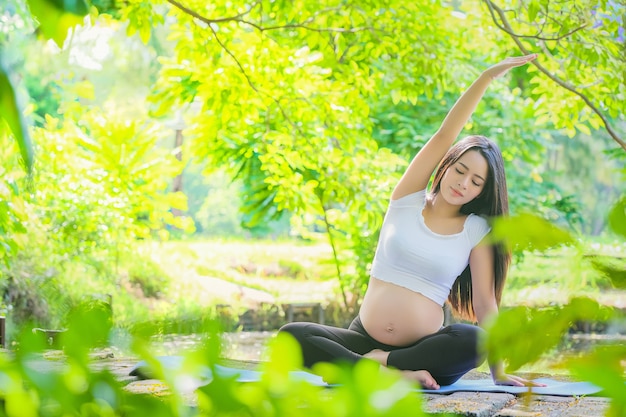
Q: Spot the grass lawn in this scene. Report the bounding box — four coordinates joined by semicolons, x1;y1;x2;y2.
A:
141;238;625;310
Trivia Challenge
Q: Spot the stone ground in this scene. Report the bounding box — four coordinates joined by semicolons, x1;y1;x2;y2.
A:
25;331;613;417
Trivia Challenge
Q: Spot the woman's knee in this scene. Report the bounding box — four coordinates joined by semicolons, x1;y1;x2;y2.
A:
446;323;487;363
278;322;307;340
447;323;486;342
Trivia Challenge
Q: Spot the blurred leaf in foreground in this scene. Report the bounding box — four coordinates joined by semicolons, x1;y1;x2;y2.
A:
566;345;626;417
589;255;626;289
485;297;616;372
490;213;575;252
608;197;626;239
0;59;33;173
26;0;89;47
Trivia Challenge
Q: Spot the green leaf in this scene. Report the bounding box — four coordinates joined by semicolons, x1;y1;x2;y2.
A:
391;89;402;105
261;331;303;375
527;0;540;22
490;213;575;252
485;306;568;371
576;122;591;136
197;372;248;414
589;256;626;289
139;23;152;44
60;299;113;361
58;0;90;15
608;197;626;238
6;391;38;417
26;0;89;47
564;297;608;322
0;60;34;173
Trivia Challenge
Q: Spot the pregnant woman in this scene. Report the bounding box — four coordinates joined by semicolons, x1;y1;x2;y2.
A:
279;54;543;390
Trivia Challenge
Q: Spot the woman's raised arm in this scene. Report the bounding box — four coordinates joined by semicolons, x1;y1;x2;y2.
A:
391;54;537;200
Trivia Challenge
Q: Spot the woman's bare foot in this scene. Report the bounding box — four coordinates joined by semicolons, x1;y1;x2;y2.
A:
401;370;440;390
363;351;439;389
363;349;390;366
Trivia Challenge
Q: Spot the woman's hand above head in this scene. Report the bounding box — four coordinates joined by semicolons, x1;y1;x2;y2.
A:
390;52;537;200
483;54;538;80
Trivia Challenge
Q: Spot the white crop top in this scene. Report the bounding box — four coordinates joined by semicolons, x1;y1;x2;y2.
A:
370;190;491;306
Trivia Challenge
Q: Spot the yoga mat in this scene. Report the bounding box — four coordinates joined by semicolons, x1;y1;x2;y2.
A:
129;356;606;397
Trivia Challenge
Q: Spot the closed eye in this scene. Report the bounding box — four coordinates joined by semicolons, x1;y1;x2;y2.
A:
455;168;464;174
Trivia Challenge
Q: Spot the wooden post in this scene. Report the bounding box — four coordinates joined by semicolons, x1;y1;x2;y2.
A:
284;302;324;324
0;316;6;349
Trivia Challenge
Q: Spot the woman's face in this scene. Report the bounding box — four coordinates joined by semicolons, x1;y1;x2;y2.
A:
440;150;488;206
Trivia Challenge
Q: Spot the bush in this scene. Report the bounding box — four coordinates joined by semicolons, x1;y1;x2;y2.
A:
127;257;170;298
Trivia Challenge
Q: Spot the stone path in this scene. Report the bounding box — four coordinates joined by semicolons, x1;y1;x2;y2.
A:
422;391;609;416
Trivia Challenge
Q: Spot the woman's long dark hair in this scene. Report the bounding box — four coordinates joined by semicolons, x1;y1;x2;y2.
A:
431;135;511;322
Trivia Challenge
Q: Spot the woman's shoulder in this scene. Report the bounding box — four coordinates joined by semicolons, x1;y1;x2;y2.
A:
466;212;490;226
465;213;491;244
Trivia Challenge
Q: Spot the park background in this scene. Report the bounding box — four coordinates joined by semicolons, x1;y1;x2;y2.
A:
0;0;625;416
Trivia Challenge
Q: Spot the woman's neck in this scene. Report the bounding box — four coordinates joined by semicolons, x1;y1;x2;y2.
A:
428;192;464;218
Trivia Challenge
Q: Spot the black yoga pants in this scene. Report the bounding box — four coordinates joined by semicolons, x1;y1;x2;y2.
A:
278;316;486;386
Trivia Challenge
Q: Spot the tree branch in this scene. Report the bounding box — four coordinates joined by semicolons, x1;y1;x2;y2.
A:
319;197;350;311
241;20;373;33
165;0;374;34
486;2;588;41
168;0;307;137
165;0;260;24
484;0;626;151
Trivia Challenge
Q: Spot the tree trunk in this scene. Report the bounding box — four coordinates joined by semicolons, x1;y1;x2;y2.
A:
172;128;184;217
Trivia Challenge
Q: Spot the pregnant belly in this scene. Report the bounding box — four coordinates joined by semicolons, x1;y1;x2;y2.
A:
359;277;445;346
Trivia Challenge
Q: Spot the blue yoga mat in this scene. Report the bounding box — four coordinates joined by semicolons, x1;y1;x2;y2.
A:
129;356;606;397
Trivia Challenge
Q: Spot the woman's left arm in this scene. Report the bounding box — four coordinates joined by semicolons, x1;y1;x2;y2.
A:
469;244;546;387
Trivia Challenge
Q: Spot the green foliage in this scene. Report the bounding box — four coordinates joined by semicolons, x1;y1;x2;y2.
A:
146;332;433;417
5;318;179;417
0;312;442;416
138;1;468;309
126;305;225;338
0;59;34;173
3;0;625;309
484;295;626;415
0;97;197;327
33;106;194;262
485;298;626;416
484;0;625;141
0;175;28;266
543;131;622;234
184;168;248;237
0;264;65;329
62;298;113;358
127;256;170;298
91;0;124;18
120;0;164;44
484;203;625;413
485;297;615;370
26;0;89;46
